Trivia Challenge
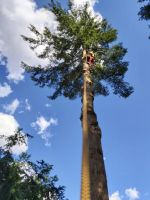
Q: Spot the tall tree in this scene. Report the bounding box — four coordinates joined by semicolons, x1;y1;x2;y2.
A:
0;129;66;200
22;1;133;199
138;0;150;38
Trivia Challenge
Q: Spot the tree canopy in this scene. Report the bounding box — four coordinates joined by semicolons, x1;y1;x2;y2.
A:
0;129;66;200
22;0;133;100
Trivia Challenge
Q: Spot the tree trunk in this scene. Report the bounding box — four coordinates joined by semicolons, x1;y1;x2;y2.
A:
80;59;109;200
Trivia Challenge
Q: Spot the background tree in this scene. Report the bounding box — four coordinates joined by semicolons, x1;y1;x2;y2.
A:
0;129;66;200
138;0;150;38
22;1;133;199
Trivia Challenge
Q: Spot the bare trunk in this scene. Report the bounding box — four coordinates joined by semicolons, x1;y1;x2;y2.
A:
80;60;109;200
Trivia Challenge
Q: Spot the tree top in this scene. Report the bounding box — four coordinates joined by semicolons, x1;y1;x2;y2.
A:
22;0;133;100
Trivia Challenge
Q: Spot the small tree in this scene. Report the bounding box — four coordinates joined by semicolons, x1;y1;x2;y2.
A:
138;0;150;38
0;130;66;200
22;1;133;199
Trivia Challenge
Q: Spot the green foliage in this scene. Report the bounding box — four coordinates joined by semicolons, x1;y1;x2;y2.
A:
138;0;150;20
22;0;133;99
0;130;66;200
138;0;150;38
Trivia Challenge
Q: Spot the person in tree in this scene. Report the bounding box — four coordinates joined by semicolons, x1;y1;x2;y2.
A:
87;51;94;65
82;50;94;83
82;50;95;65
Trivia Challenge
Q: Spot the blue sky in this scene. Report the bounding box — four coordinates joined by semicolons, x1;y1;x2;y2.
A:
0;0;150;200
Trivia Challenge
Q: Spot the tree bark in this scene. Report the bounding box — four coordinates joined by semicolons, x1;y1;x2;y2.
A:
80;59;109;200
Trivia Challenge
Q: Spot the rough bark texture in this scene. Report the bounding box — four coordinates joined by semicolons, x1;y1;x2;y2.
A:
80;61;109;200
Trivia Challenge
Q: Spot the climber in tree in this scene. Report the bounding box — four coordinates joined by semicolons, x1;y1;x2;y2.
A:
87;51;95;65
82;50;95;65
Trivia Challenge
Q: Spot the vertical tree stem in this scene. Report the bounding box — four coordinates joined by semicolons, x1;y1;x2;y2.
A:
81;62;91;200
81;57;109;200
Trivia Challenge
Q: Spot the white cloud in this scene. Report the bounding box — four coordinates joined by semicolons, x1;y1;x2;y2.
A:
0;82;12;97
17;99;31;113
72;0;98;7
0;112;28;154
71;0;102;19
109;191;122;200
0;0;58;83
31;116;58;146
31;116;57;134
25;98;31;111
125;188;140;200
3;98;20;114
